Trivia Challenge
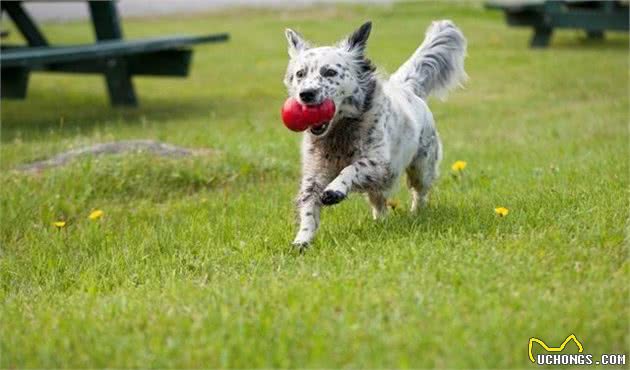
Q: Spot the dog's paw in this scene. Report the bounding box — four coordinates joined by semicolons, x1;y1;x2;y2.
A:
321;190;346;206
292;239;310;253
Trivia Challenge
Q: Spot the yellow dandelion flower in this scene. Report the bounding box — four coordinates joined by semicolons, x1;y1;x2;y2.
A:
451;160;467;172
494;207;509;217
88;209;104;220
387;199;400;210
53;221;66;228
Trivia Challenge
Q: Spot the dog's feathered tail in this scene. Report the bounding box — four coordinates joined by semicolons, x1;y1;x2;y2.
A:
391;20;467;100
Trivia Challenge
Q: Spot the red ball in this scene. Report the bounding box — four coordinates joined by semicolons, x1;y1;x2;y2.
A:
303;99;335;127
281;98;309;132
281;98;335;132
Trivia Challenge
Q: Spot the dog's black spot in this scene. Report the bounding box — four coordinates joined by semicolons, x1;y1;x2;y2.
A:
368;159;377;166
321;190;346;206
358;161;367;167
305;212;313;216
362;79;376;112
319;64;338;78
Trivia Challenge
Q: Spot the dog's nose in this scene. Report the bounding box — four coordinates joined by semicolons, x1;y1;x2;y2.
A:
299;89;319;104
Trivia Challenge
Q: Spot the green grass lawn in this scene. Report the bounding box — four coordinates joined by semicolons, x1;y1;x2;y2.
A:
1;2;628;368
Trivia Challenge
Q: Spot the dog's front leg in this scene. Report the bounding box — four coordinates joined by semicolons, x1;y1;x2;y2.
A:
293;179;324;248
321;158;389;206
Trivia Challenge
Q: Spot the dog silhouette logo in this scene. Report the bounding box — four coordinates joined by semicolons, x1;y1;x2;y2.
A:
528;334;584;363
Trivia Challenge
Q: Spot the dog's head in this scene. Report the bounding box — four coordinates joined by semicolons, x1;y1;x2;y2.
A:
283;21;376;137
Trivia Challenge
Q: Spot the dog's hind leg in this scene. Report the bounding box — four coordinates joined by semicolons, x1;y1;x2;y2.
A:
367;191;388;220
407;138;442;212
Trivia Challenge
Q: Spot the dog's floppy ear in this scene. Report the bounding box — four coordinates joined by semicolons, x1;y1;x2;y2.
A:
342;21;372;54
285;28;308;58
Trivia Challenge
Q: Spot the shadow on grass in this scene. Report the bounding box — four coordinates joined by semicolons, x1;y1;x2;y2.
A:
548;36;629;50
343;202;500;244
0;92;271;143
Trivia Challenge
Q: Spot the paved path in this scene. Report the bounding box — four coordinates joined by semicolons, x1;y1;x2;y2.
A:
24;0;392;22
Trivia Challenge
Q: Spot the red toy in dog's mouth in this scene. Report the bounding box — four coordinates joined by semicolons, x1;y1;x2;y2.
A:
281;98;335;136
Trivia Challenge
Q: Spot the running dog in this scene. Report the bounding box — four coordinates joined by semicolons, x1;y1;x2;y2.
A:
284;20;467;248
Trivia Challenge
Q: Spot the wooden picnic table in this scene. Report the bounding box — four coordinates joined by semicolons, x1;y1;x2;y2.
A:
1;1;229;106
486;0;629;47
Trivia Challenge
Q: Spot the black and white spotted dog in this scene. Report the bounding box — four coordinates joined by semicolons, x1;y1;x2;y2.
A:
284;20;467;248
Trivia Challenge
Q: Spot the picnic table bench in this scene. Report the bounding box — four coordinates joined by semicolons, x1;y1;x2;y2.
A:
486;0;629;47
1;1;229;106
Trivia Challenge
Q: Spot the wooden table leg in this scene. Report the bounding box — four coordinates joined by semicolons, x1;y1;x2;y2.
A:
88;1;138;107
1;1;47;99
531;27;553;48
1;67;30;98
1;1;47;46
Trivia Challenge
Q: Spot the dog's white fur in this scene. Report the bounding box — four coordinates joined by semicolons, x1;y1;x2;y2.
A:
284;20;467;248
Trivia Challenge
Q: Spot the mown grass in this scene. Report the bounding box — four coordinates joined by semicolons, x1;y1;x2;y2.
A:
1;2;628;368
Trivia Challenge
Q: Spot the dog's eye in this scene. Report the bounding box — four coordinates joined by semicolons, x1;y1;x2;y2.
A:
322;68;338;78
296;69;306;79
